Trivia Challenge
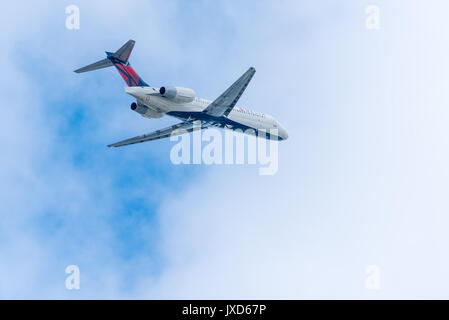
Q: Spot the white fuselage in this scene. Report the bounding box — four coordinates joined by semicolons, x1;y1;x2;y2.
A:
125;86;288;140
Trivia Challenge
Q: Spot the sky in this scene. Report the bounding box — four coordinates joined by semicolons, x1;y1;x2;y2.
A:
1;0;449;299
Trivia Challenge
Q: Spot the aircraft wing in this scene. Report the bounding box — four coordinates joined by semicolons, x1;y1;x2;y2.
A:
74;58;113;73
107;121;207;147
203;67;256;117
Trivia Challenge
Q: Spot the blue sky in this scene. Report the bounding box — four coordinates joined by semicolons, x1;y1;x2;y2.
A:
1;0;449;299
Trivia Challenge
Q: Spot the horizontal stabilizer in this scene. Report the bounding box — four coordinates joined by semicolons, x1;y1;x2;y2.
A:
74;40;148;86
74;58;113;73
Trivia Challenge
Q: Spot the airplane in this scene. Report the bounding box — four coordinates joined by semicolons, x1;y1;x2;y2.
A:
74;40;288;147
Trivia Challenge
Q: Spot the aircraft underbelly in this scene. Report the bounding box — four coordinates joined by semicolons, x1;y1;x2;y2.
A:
144;96;201;114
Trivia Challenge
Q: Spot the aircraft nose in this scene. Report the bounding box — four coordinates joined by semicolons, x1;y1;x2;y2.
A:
278;124;288;140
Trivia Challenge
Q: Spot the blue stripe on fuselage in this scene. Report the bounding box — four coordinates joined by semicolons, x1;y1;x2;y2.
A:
166;111;283;141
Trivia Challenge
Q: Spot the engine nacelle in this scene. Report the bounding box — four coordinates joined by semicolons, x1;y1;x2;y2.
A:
130;102;147;114
130;102;164;118
159;86;195;103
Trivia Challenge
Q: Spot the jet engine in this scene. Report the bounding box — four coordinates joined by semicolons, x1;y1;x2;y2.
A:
159;86;195;103
130;102;164;118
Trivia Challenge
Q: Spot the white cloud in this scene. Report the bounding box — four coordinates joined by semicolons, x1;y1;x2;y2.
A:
142;0;449;299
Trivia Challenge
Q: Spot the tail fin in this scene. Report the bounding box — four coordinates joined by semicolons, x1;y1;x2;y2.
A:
74;40;149;87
